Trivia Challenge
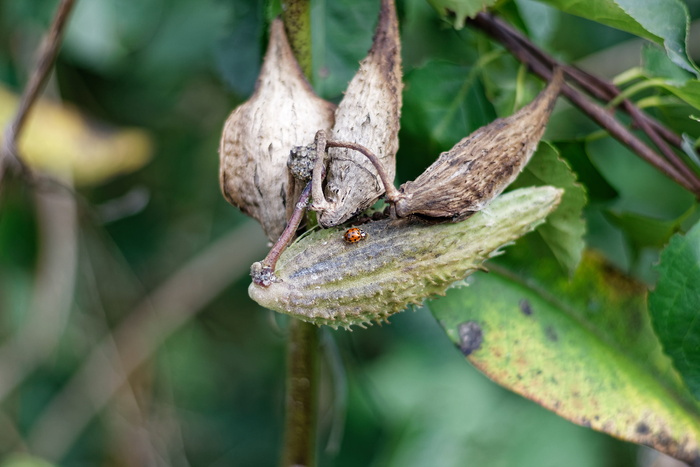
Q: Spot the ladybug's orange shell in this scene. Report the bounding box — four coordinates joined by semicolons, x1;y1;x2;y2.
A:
343;228;367;243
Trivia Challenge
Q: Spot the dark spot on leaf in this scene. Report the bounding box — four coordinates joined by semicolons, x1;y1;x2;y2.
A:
519;299;533;316
636;422;650;434
457;321;483;356
545;326;558;342
580;418;591;428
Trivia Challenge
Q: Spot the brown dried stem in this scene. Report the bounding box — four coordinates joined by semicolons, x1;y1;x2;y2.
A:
0;0;76;185
262;181;312;273
468;12;700;197
311;130;329;211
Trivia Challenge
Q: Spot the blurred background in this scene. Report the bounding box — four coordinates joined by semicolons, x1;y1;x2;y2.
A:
0;0;699;465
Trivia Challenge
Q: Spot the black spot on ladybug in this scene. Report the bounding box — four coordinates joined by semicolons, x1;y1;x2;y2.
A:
457;321;483;356
519;299;533;316
636;422;650;434
545;326;558;342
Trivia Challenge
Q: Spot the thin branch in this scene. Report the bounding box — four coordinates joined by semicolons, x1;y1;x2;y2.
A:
493;15;700;190
26;221;268;460
260;181;312;274
468;12;700;197
0;181;78;403
0;0;77;184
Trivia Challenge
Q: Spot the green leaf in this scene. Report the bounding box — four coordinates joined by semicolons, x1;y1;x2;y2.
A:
426;0;498;29
215;0;264;97
586;137;695;220
538;0;699;77
606;209;688;251
0;454;56;467
431;252;700;464
399;60;497;181
649;220;700;400
554;142;618;202
512;142;587;275
311;0;378;98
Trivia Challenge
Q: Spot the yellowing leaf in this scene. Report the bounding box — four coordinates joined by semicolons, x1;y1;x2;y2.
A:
0;85;152;185
432;252;700;464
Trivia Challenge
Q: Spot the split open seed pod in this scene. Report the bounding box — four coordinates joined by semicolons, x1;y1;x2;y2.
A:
250;186;563;328
316;0;402;227
219;19;335;241
394;69;564;222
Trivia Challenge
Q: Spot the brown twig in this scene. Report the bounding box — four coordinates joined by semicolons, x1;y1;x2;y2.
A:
468;12;700;197
0;0;77;185
26;221;268;460
490;14;700;190
260;181;312;274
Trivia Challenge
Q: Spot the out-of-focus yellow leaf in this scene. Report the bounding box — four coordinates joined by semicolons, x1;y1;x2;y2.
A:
0;453;56;467
0;85;152;185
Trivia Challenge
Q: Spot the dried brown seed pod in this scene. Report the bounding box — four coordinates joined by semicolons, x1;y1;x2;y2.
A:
219;19;335;241
314;0;402;227
393;68;564;222
249;186;563;328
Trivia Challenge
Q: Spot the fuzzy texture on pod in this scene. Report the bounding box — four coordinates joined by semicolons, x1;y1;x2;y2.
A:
317;0;402;227
249;186;563;328
394;69;564;222
219;19;335;241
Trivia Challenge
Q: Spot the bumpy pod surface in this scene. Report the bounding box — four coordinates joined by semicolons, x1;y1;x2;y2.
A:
318;0;402;227
394;69;564;222
250;186;563;328
219;20;335;241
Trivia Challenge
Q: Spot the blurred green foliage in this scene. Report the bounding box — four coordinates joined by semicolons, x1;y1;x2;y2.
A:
0;0;699;465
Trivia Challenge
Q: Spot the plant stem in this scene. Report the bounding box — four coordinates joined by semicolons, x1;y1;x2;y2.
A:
281;319;319;467
280;1;319;466
0;0;76;185
261;182;312;273
283;0;313;79
468;12;700;198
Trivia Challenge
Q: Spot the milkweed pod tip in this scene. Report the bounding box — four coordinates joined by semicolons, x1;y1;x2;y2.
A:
319;0;403;227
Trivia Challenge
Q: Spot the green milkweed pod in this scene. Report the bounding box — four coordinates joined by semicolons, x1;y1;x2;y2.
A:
219;19;335;241
249;186;563;328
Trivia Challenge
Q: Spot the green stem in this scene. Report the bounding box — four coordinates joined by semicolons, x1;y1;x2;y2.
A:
279;1;319;466
282;0;312;79
281;319;319;467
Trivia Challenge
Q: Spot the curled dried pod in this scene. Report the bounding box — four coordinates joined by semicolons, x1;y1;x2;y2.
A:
219;19;335;241
314;0;402;227
249;186;563;328
393;69;564;222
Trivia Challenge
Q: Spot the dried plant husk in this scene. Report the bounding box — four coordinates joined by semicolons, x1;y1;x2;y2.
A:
249;186;563;328
219;19;335;241
394;69;564;222
317;0;402;227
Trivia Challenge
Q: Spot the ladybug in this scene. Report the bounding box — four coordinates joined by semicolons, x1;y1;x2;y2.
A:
343;227;367;244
